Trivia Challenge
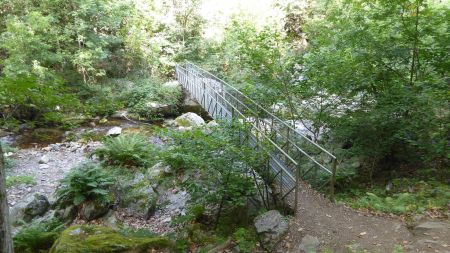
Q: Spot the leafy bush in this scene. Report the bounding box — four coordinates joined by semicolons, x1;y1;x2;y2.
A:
233;227;258;253
0;76;81;126
123;77;181;119
92;134;154;167
13;218;64;253
6;175;36;188
56;163;115;206
159;123;264;225
78;84;123;117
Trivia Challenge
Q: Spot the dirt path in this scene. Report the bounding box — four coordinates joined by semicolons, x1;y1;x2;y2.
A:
277;181;450;253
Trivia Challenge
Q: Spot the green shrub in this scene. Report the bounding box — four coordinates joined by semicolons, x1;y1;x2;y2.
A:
0;76;80;126
6;175;36;188
2;143;18;170
123;77;181;119
92;134;154;167
79;84;123;117
233;227;257;253
13;218;64;253
159;123;264;226
56;163;115;206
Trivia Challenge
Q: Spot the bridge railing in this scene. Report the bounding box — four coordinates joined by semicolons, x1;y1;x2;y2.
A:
176;62;338;211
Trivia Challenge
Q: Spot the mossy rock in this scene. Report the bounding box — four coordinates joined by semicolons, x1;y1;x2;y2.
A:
50;225;172;253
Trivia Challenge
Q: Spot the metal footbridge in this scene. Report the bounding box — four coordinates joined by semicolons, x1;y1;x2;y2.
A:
175;62;337;212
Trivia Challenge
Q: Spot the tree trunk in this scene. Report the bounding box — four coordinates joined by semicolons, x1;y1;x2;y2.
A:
0;143;14;253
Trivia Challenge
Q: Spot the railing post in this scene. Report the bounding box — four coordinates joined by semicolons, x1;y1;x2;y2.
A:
294;164;300;214
330;158;337;202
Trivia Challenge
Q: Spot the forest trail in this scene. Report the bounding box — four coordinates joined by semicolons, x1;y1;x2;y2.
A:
277;181;450;253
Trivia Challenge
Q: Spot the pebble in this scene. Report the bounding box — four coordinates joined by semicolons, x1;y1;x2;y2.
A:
39;164;50;169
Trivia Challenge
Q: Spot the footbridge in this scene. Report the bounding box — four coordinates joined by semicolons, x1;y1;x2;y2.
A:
175;62;337;212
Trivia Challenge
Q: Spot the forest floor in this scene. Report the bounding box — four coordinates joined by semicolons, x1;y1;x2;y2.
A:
277;181;450;253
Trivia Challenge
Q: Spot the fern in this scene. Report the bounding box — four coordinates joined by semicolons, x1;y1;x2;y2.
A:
56;163;115;207
92;134;154;167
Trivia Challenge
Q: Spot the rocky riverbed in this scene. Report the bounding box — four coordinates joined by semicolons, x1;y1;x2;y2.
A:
2;114;207;237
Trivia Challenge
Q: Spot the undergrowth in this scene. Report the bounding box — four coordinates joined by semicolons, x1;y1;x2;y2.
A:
6;175;36;188
337;177;450;215
13;218;65;253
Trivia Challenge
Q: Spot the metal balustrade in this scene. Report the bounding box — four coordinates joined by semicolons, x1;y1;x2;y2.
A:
175;62;338;211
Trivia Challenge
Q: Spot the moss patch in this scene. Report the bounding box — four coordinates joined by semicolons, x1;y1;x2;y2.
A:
50;225;172;253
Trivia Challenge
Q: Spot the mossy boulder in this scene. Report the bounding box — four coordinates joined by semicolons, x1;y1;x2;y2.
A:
50;225;172;253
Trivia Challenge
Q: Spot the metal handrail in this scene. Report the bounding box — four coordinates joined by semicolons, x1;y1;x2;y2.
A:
176;62;338;207
185;62;337;159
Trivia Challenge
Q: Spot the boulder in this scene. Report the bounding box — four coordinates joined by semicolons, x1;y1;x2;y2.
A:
254;210;288;250
145;101;173;115
9;195;34;225
23;194;50;222
101;211;119;229
39;155;50;164
414;221;450;235
39;164;50;169
158;189;190;216
80;201;110;221
163;80;181;89
49;225;172;253
175;112;205;127
106;127;122;137
147;162;166;180
118;172;157;219
206;120;219;128
55;205;78;223
181;98;204;115
298;235;320;253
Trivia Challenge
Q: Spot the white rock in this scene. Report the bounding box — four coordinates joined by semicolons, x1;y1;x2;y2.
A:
163;80;181;88
107;127;122;137
39;155;50;164
39;164;50;169
175;112;205;127
206;120;219;128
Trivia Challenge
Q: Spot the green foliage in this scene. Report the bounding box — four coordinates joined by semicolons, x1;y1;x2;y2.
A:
159;122;264;225
1;143;17;170
92;134;154;167
79;130;105;143
0;0;133;82
233;227;258;253
0;76;80;126
13;218;65;253
337;178;450;215
299;0;449;172
6;175;36;188
123;77;182;119
56;163;115;207
78;84;123;118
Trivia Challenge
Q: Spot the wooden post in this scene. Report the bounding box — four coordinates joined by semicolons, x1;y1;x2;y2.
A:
330;158;337;202
0;143;14;253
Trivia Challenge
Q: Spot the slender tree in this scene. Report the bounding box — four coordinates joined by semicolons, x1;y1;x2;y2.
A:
0;143;13;253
